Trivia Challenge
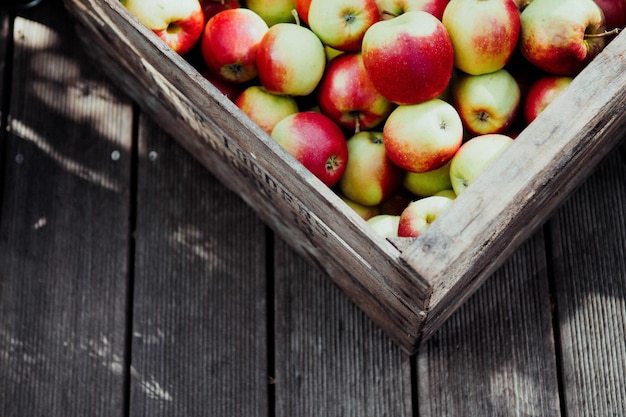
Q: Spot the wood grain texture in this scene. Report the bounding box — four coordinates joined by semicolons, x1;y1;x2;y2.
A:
0;4;133;416
273;238;413;417
129;115;269;416
548;151;626;416
417;232;560;416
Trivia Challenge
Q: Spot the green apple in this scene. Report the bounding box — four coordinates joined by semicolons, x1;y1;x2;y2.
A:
235;86;299;135
382;98;464;173
397;195;454;237
339;131;404;207
256;23;326;96
403;160;452;197
246;0;297;26
442;0;521;75
451;69;521;135
449;133;514;195
340;194;382;220
367;214;401;238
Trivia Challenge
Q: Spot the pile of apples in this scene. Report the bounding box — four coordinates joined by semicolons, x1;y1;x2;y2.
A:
121;0;624;239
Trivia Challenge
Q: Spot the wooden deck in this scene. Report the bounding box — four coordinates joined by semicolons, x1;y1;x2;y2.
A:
1;2;625;415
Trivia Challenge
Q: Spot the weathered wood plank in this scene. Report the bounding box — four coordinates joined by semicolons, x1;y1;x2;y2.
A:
0;10;8;121
417;232;560;416
548;150;626;416
273;238;413;417
0;3;133;416
128;115;269;416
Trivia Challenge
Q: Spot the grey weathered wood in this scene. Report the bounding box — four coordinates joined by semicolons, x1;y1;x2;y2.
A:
417;232;561;416
0;4;133;416
128;115;269;416
273;238;413;417
548;151;626;416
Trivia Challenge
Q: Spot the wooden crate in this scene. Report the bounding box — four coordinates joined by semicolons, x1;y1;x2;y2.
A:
62;0;626;355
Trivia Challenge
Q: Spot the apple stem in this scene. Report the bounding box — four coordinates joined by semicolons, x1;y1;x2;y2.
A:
584;28;621;39
354;116;361;134
291;9;301;26
381;10;398;19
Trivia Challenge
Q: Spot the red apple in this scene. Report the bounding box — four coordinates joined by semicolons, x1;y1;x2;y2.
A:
199;0;240;21
339;131;404;206
317;53;396;133
361;11;454;105
235;86;300;135
307;0;381;51
442;0;521;75
523;75;573;124
122;0;205;56
256;23;327;96
594;0;626;30
294;0;313;24
375;0;450;21
397;195;454;237
271;111;349;187
200;8;269;83
382;98;464;173
519;0;607;75
199;67;247;101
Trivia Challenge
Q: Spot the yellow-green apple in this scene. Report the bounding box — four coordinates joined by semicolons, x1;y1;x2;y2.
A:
367;214;401;238
594;0;626;30
523;75;573;124
397;195;454;237
449;133;514;195
271;111;349;187
317;53;396;133
442;0;521;75
246;0;297;26
256;23;326;96
375;0;450;20
340;194;382;219
200;8;269;83
338;131;404;206
382;98;464;173
434;189;457;199
235;86;299;135
519;0;607;75
361;11;454;105
122;0;205;55
307;0;381;51
403;160;453;197
294;0;313;24
452;68;521;135
200;0;240;21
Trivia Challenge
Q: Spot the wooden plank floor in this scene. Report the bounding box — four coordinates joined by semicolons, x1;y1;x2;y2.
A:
1;2;625;416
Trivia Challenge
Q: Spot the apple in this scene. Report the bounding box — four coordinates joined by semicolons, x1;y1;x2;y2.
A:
379;186;414;215
367;214;401;238
339;131;404;206
397;195;454;237
523;75;573;124
307;0;381;51
382;98;464;173
199;67;247;101
361;11;454;105
451;68;521;135
200;8;269;83
294;0;313;24
317;53;396;133
271;111;349;187
200;0;240;21
594;0;626;30
512;0;533;9
375;0;450;20
246;0;297;26
449;133;514;195
434;189;457;199
442;0;521;75
256;23;327;96
122;0;205;56
235;86;300;135
403;160;453;197
519;0;608;75
340;194;382;219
